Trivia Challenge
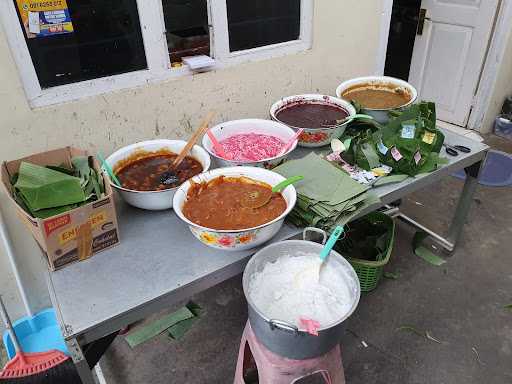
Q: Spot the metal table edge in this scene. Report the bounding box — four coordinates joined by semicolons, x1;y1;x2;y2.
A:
48;227;304;343
45;133;489;343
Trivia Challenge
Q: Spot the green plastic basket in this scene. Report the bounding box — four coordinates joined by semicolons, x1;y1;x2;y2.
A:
335;212;395;292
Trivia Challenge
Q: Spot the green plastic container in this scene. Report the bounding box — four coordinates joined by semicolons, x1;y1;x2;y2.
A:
335;212;395;292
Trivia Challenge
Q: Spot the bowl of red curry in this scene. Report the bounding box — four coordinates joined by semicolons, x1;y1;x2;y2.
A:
105;140;211;210
270;94;357;148
173;167;297;251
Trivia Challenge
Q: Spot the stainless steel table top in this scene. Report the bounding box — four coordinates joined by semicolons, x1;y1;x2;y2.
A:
48;129;488;341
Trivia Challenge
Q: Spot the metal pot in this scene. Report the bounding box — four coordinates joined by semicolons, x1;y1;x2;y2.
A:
242;228;360;359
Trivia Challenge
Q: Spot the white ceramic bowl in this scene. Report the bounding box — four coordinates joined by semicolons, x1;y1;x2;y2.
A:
336;76;418;124
202;119;298;170
269;94;357;148
105;140;211;211
173;167;297;251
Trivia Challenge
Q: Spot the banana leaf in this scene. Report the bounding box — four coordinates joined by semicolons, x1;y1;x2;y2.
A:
380;102;446;176
14;162;86;211
46;165;74;176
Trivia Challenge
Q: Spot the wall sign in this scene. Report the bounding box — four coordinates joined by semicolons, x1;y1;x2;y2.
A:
16;0;73;38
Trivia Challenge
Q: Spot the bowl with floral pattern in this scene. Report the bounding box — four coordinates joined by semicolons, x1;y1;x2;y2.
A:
173;167;297;251
269;94;358;148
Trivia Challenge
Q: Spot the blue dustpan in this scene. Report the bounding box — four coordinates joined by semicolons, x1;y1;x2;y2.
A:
0;211;69;360
2;308;68;359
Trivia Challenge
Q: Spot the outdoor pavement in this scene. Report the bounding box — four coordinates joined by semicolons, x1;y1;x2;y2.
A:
1;136;511;383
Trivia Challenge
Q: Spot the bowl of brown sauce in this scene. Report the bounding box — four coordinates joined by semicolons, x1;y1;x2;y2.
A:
336;76;417;124
173;167;297;251
105;140;211;210
270;94;357;148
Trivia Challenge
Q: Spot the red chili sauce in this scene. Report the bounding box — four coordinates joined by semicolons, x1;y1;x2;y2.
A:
276;102;349;129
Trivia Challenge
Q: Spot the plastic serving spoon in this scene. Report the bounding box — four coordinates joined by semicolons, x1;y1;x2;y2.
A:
207;129;232;160
322;114;374;128
240;175;304;209
293;225;345;287
278;128;304;156
160;111;215;185
317;225;344;279
97;152;121;187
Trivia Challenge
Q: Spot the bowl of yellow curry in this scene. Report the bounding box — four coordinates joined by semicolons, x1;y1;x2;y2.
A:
336;76;417;124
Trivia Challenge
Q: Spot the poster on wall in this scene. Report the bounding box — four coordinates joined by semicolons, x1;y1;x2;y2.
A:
16;0;74;38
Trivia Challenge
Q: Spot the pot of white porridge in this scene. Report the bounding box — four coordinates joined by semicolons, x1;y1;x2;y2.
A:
242;228;360;359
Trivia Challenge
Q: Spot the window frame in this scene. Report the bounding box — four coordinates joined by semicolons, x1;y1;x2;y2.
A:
0;0;313;108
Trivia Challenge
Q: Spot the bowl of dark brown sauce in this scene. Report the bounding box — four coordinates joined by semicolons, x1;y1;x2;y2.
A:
336;76;417;124
105;140;211;210
270;94;357;147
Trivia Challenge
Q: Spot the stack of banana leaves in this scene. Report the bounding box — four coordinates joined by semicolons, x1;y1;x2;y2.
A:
273;152;380;231
11;157;105;219
341;101;447;177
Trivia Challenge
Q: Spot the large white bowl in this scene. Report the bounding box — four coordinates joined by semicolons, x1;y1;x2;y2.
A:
336;76;418;124
173;167;297;251
202;119;298;169
269;94;357;148
105;140;211;211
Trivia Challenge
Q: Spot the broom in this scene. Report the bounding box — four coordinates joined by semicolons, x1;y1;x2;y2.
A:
0;296;82;383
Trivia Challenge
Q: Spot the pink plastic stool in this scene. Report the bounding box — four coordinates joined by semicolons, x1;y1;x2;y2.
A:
234;322;345;384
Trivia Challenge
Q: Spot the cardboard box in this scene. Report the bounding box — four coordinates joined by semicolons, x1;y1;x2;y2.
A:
1;147;120;271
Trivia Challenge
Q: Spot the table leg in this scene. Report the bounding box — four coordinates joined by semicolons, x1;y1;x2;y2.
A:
385;158;485;253
445;160;484;251
66;337;96;384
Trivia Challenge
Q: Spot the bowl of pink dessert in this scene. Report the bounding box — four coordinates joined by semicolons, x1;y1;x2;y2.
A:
201;119;299;170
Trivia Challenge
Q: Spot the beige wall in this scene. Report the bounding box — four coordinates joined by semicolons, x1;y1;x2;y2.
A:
480;31;512;133
0;1;385;321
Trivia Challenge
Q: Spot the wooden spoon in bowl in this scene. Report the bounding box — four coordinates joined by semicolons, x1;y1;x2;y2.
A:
160;111;216;185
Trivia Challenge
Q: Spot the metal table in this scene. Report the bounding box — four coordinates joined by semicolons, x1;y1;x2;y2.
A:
47;129;488;383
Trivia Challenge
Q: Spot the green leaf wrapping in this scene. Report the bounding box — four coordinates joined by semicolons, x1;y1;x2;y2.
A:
14;162;86;211
12;157;105;218
380;102;447;176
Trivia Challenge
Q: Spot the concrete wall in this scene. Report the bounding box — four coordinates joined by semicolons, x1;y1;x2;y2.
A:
480;30;512;133
0;1;385;322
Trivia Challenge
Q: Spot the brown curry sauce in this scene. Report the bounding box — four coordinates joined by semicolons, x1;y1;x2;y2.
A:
342;84;411;109
183;176;287;230
115;149;203;191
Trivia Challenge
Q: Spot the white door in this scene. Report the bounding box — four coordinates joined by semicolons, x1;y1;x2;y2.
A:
409;0;499;126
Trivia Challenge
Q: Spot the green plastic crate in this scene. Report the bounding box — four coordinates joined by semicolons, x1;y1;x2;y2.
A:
335;212;395;292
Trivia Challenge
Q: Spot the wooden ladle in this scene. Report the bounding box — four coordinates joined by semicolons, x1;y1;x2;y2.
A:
240;175;304;209
160;111;216;185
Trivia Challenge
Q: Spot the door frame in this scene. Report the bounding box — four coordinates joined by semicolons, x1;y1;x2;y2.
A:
375;0;394;75
467;0;512;131
375;0;512;132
